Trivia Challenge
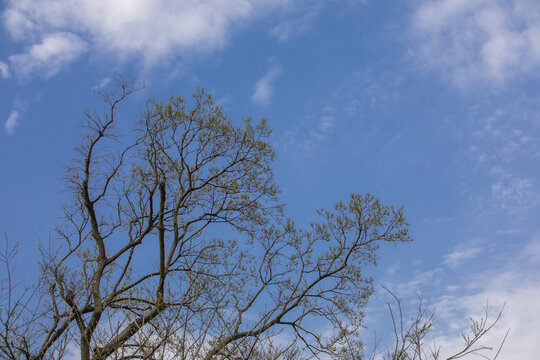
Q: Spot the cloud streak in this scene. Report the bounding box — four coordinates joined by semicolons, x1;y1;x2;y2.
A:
443;246;482;268
0;61;10;79
5;110;19;135
251;65;282;107
92;78;111;91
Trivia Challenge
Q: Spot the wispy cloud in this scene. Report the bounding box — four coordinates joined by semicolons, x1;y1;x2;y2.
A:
428;260;540;359
443;246;482;268
270;4;321;42
8;32;87;79
462;101;540;216
280;68;404;157
337;69;403;119
251;65;282;107
5;110;19;135
376;236;540;360
92;78;111;91
490;167;537;213
281;110;336;157
385;261;401;276
411;0;540;86
269;0;370;42
525;234;540;263
0;61;10;79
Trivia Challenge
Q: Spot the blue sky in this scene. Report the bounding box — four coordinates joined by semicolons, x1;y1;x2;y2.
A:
1;0;539;358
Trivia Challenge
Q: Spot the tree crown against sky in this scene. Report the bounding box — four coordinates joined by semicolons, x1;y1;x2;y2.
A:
0;79;413;360
1;1;539;358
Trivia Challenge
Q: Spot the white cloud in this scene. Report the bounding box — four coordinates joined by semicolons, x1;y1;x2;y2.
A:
5;110;19;135
385;261;401;276
411;0;540;86
92;78;111;91
375;237;540;360
0;61;10;79
1;0;312;78
8;32;87;78
447;239;540;360
443;246;482;268
428;267;540;360
1;1;369;80
251;65;282;106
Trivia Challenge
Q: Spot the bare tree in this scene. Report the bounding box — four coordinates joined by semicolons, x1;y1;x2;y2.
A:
0;78;412;359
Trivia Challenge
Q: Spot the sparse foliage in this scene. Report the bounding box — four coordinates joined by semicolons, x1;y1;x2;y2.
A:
0;79;413;359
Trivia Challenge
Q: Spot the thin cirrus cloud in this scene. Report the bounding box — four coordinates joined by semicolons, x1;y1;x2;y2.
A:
5;110;19;135
1;0;302;79
250;65;283;107
464;102;540;217
269;4;321;42
92;78;111;91
0;61;10;79
411;0;540;86
442;246;482;268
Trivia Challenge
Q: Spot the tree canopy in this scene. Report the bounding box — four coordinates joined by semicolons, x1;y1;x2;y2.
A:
2;79;502;360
